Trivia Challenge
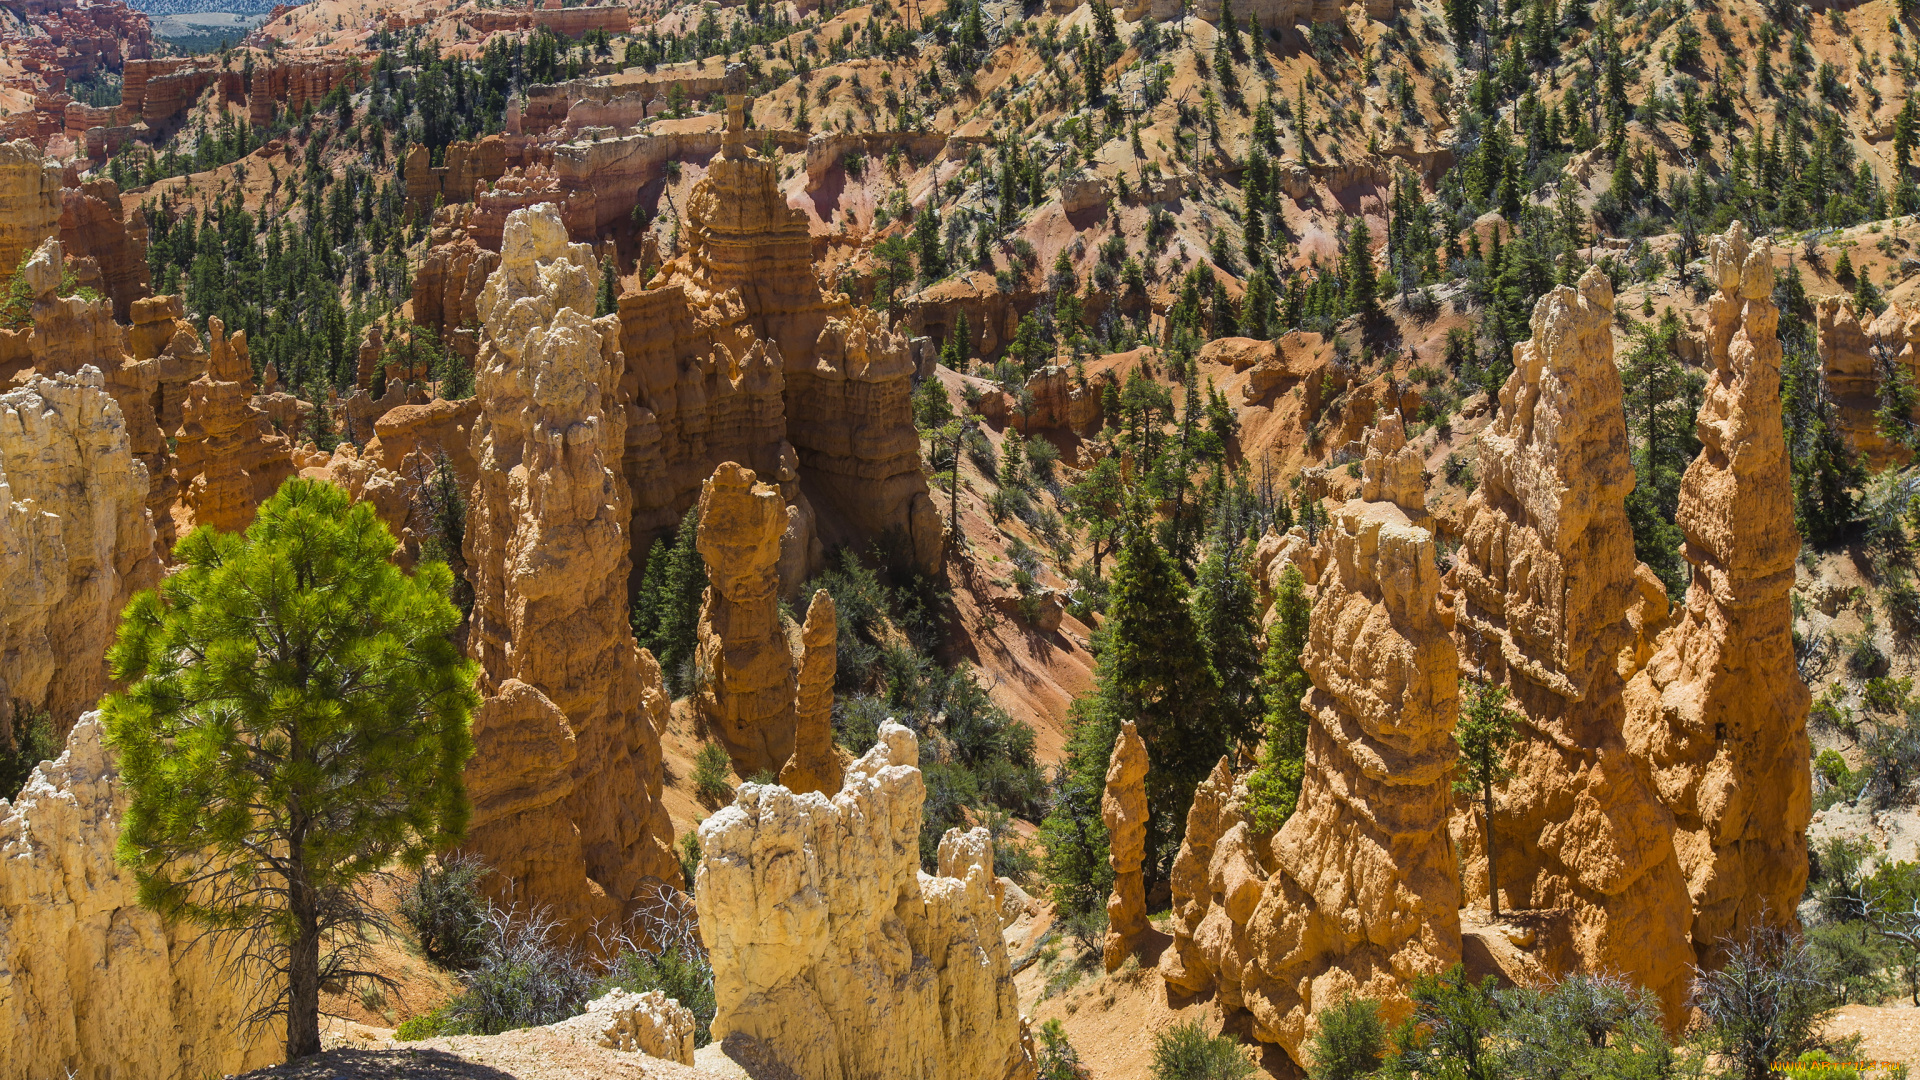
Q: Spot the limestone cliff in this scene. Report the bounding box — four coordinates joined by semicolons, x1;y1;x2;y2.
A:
1450;268;1692;1020
1624;224;1812;966
695;723;1033;1080
1240;426;1461;1063
461;203;678;926
1102;719;1149;972
0;715;274;1080
695;461;797;778
0;368;159;742
778;588;841;796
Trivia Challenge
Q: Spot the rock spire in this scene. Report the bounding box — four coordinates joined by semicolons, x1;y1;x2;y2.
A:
695;461;798;778
1450;268;1692;1021
1624;223;1812;965
1102;719;1150;971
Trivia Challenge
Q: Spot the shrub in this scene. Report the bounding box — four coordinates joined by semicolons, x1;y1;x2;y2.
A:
0;707;57;800
1496;974;1671;1078
1036;1019;1085;1080
1150;1021;1256;1080
677;829;702;893
692;742;735;805
405;905;596;1038
1306;995;1385;1079
1691;926;1839;1080
399;854;492;970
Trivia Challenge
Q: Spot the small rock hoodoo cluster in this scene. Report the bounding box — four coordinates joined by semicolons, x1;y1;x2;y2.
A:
1160;227;1815;1068
695;723;1032;1080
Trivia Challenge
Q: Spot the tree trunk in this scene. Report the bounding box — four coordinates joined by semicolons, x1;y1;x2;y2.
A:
286;874;323;1060
1483;780;1500;920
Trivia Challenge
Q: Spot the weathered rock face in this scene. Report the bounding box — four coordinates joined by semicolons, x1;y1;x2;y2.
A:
1102;719;1150;972
0;715;275;1080
411;206;502;362
696;723;1033;1080
1358;412;1425;515
1158;758;1269;1004
631;99;939;573
0;139;62;272
126;293;207;436
1817;296;1906;469
1240;433;1461;1063
695;461;797;778
461;203;679;926
0;368;159;741
1016;364;1103;436
9;238;173;536
778;588;840;797
1624;224;1812;967
170;317;295;535
58;178;152;321
1449;269;1692;1021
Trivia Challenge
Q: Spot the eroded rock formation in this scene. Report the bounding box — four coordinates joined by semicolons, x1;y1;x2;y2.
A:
0;715;274;1079
695;461;797;778
0;139;62;271
170;317;295;534
778;588;841;796
695;723;1032;1080
1102;719;1149;972
1241;426;1461;1062
1817;296;1906;469
0;368;159;741
1158;758;1269;1004
1625;224;1812;966
58;177;151;320
625;97;939;572
1449;269;1691;1020
461;203;678;925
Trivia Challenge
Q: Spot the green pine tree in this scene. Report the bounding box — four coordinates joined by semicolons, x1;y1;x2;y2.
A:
632;507;708;695
105;479;480;1062
1246;564;1310;833
1098;527;1224;876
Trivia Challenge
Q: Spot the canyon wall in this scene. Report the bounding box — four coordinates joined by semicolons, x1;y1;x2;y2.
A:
637;99;940;571
1449;268;1691;1020
695;722;1033;1080
1624;224;1812;966
460;203;677;924
58;177;152;321
0;138;62;272
0;715;274;1080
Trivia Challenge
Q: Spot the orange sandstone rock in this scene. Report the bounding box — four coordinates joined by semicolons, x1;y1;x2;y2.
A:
1624;224;1812;967
695;461;796;778
1450;269;1692;1023
777;589;841;797
460;203;678;927
1241;424;1461;1063
1102;719;1150;972
169;317;295;535
0;139;61;272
